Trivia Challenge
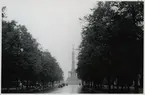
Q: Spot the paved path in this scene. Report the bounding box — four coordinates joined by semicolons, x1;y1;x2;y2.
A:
49;85;81;93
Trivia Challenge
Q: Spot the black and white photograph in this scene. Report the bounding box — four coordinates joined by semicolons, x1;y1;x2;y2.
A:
1;0;144;93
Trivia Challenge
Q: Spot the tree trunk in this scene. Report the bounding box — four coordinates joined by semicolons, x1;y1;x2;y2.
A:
82;81;84;86
93;81;95;88
117;84;119;91
26;80;28;90
121;85;123;91
112;81;114;90
127;85;130;91
91;81;92;87
134;77;139;93
108;78;111;91
52;81;54;87
100;83;103;90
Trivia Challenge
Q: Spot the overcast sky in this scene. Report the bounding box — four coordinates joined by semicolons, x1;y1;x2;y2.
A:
2;0;97;80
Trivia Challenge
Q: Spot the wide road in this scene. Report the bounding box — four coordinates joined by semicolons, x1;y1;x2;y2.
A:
49;85;82;93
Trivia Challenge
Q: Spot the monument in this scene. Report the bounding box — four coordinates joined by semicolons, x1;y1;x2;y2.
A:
66;46;81;85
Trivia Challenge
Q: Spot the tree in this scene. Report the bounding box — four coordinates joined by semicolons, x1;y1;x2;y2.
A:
2;7;63;91
77;1;143;92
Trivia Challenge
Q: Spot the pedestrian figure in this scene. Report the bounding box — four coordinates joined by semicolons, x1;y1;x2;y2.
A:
18;80;23;90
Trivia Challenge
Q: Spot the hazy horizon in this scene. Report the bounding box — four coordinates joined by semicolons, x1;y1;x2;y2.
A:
2;0;97;80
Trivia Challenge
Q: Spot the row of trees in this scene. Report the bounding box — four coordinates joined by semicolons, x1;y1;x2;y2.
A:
2;7;63;90
77;1;143;92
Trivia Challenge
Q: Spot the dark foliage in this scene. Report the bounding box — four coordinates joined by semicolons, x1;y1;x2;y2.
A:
76;1;143;93
2;7;63;91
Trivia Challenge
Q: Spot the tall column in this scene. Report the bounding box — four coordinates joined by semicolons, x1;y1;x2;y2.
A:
71;46;75;73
